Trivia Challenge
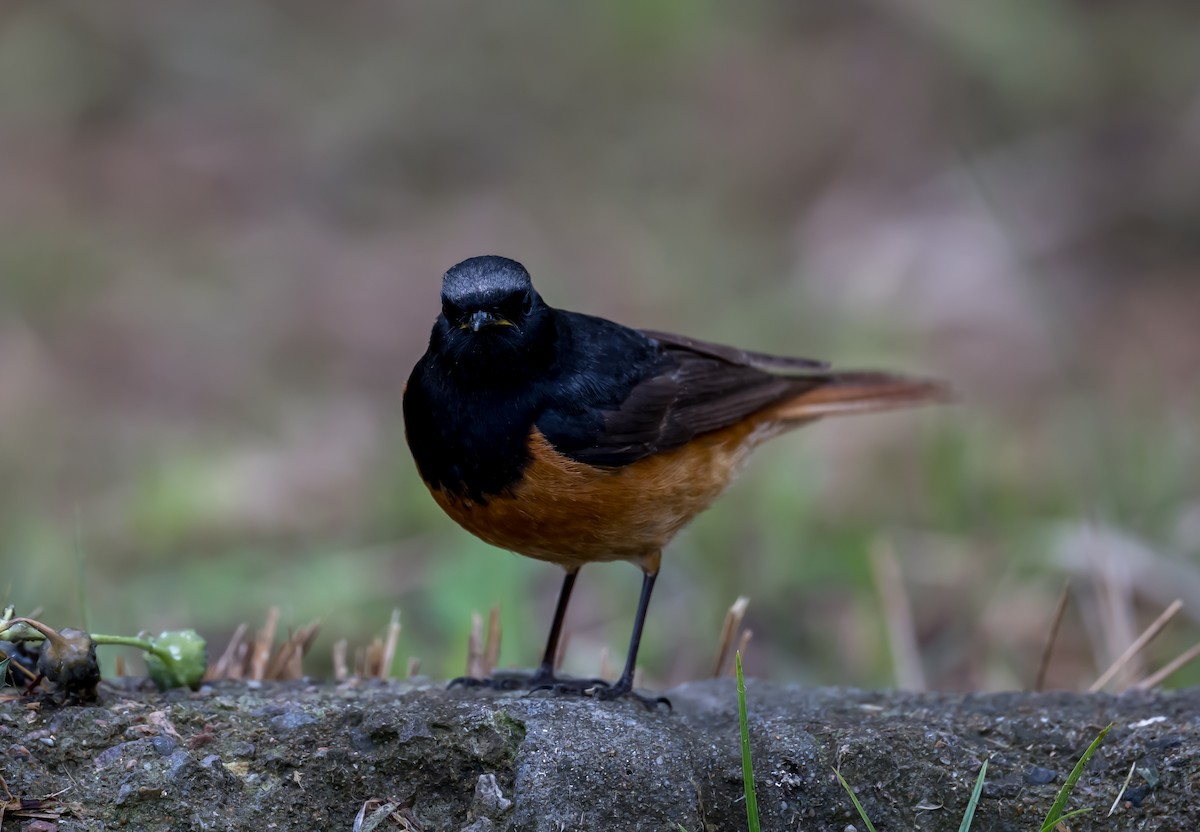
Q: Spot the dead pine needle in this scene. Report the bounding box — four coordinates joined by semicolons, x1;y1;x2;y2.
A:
1034;580;1072;692
711;596;750;678
1090;599;1183;693
870;539;926;691
406;657;421;678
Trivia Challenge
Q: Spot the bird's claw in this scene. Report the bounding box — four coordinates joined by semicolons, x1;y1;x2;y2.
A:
448;671;668;709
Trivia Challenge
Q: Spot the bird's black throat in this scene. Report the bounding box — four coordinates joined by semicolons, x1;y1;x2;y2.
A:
403;310;557;501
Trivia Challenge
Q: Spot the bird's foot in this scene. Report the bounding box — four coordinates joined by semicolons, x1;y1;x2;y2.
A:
449;670;668;709
449;668;602;693
448;669;551;691
587;677;671;711
532;675;669;710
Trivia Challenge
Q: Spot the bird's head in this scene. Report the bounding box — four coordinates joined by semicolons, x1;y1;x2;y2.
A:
433;256;552;373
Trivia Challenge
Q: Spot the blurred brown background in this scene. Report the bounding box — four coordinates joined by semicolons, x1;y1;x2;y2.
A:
3;0;1199;691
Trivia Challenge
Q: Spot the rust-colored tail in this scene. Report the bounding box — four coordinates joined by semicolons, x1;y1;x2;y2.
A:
773;373;950;422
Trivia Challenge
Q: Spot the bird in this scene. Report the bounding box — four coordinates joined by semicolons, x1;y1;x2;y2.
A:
403;255;945;707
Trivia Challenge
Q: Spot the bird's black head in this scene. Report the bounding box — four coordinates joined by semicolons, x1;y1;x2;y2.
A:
431;256;553;379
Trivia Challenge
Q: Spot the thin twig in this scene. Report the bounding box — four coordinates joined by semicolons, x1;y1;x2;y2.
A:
1034;580;1072;691
1089;599;1183;693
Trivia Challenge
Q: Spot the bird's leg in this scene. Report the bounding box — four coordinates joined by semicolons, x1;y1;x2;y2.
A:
527;567;578;687
450;567;579;691
451;563;669;709
592;565;670;709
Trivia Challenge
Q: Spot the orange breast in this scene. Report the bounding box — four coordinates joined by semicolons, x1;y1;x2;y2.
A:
428;417;778;571
421;362;944;571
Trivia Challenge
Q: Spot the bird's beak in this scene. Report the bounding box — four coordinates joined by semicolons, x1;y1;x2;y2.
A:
463;310;512;332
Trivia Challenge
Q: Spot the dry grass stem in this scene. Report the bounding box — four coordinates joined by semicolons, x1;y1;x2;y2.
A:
264;620;320;680
1134;640;1200;690
554;630;570;671
1034;580;1072;692
735;627;753;665
1108;759;1138;817
250;607;280;681
483;606;502;677
466;612;484;679
871;539;927;691
207;623;248;681
1089;599;1183;692
711;596;750;678
364;638;385;677
380;609;402;680
208;614;320;682
406;657;420;678
333;639;349;681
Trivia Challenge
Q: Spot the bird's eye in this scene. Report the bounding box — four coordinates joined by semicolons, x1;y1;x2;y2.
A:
442;301;463;323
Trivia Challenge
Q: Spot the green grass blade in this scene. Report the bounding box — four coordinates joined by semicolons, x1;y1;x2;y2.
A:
735;652;761;832
957;759;988;832
834;768;879;832
1054;807;1094;825
1039;723;1111;832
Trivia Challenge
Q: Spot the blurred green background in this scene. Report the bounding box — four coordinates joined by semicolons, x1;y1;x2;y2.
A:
3;0;1199;692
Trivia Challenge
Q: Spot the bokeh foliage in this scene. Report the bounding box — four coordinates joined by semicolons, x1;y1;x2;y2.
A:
3;0;1199;690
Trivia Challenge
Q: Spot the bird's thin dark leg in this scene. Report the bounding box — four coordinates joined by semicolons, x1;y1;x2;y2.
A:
450;567;579;691
594;568;670;709
528;567;578;686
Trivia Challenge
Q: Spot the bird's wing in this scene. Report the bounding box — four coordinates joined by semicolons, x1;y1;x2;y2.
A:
638;329;829;372
536;324;827;467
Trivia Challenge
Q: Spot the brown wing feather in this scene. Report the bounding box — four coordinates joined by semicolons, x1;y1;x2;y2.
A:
639;329;829;371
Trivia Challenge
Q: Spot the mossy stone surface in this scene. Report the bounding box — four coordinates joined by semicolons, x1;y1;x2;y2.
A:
1;680;1197;830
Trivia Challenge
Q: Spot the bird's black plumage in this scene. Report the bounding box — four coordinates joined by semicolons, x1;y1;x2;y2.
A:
403;256;828;501
403;255;944;707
